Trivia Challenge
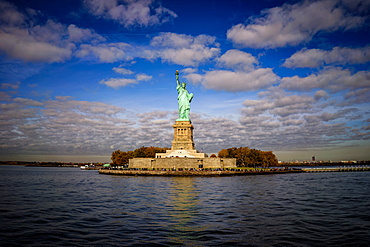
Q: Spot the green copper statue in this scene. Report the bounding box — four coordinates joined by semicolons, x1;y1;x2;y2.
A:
175;70;193;121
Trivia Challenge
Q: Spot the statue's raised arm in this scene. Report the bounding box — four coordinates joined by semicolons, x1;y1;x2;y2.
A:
175;70;193;121
175;70;180;87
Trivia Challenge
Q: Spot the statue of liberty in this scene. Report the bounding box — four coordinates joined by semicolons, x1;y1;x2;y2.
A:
175;70;193;121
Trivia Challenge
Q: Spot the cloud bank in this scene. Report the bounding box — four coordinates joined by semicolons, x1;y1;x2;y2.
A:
283;46;370;68
227;0;366;48
83;0;177;27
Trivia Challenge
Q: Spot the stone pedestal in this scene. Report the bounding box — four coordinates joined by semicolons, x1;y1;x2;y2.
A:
171;120;195;150
155;120;205;158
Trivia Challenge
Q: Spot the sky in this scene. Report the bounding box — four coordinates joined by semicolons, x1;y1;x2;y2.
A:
0;0;370;163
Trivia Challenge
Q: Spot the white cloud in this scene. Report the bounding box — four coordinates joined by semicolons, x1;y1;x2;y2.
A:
13;97;43;107
150;33;217;48
341;0;370;13
342;88;370;105
55;96;73;101
76;43;132;63
67;24;105;43
156;47;219;66
0;27;75;63
181;68;198;74
274;95;314;108
84;0;177;27
242;99;274;116
280;67;370;93
0;8;77;62
283;46;370;68
101;68;151;88
0;92;11;101
184;73;203;84
136;73;152;81
113;67;134;75
100;69;152;88
83;0;117;15
0;1;26;26
236;86;370;152
143;33;220;66
1;91;368;159
227;0;365;48
217;49;258;71
1;81;20;90
180;49;277;92
0;96;140;155
283;49;326;68
243;94;315;117
0;5;213;66
188;69;279;92
0;2;103;63
314;90;329;100
99;78;137;88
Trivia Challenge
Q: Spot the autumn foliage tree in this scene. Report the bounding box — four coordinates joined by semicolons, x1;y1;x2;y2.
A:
218;147;278;167
132;146;169;158
111;150;134;165
111;146;170;165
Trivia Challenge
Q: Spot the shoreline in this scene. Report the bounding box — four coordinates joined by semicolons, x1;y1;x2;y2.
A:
98;168;305;176
99;166;370;176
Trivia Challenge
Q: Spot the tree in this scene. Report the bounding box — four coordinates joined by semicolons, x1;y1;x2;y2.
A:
132;146;170;158
111;150;133;165
132;146;150;158
261;151;278;167
236;147;251;166
111;150;122;164
217;147;278;167
111;146;170;165
218;149;229;158
249;149;262;167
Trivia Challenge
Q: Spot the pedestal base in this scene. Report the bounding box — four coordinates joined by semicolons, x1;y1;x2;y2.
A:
171;120;195;151
156;149;205;158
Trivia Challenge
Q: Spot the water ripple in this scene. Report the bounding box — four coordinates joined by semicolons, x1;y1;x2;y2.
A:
1;167;370;246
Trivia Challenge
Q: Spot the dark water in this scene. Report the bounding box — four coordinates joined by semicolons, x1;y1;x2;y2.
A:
1;166;370;246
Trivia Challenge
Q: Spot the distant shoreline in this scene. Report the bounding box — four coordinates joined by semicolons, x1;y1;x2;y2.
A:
0;161;91;167
1;160;369;167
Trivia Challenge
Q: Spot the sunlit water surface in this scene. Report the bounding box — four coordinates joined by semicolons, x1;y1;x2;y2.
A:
1;166;369;246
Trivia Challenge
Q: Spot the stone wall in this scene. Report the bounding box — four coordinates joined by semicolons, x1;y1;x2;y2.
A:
129;157;236;169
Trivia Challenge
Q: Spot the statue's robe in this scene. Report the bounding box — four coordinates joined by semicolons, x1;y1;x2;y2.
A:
176;84;193;120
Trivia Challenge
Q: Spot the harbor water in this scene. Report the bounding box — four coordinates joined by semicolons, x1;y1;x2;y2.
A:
1;165;369;246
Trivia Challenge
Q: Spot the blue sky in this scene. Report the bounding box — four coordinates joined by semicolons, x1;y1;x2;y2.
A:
1;0;369;163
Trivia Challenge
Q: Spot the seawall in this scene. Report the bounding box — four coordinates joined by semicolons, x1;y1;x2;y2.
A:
99;168;304;176
302;166;370;172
